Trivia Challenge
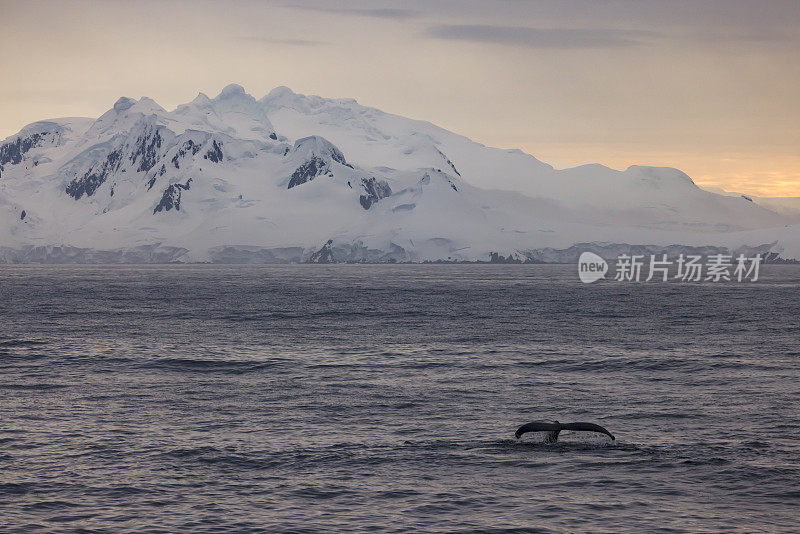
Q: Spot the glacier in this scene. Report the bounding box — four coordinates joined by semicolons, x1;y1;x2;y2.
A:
0;83;798;263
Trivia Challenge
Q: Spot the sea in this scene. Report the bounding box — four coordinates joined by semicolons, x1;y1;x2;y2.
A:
1;264;798;533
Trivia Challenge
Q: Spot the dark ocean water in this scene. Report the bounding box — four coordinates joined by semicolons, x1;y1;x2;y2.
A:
1;265;798;533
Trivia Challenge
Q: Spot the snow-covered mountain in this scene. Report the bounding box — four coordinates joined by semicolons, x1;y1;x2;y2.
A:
1;84;798;262
701;186;800;218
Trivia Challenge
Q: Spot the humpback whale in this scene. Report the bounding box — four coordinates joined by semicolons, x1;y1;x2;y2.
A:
514;420;615;442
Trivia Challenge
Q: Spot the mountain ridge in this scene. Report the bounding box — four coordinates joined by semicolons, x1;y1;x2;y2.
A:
1;84;798;262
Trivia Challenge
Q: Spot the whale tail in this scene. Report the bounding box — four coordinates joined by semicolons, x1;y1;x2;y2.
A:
515;420;615;442
514;421;560;440
559;422;615;440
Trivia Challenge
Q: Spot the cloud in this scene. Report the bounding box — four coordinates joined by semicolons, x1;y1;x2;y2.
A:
334;8;420;19
285;5;420;20
424;25;657;48
243;36;327;47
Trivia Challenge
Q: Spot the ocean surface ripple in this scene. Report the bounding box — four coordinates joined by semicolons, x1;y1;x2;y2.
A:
0;265;798;533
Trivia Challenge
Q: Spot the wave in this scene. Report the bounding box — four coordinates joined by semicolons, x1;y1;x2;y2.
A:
136;357;290;374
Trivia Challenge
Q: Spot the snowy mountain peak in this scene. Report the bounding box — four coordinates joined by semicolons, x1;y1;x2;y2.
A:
108;96;165;115
86;96;167;142
283;135;357;190
290;136;349;166
0;84;797;262
191;92;211;105
218;83;247;98
173;84;276;141
113;97;137;112
267;86;295;98
625;165;697;187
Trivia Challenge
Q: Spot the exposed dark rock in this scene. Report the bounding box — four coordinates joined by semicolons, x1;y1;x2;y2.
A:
324;144;348;167
153;178;192;214
171;139;201;169
489;252;523;264
20;210;26;220
0;132;48;178
130;128;163;173
307;239;336;263
66;149;123;199
286;137;355;189
269;132;278;140
436;148;461;176
359;177;392;209
293;136;352;168
421;171;458;192
764;254;800;264
204;140;223;163
288;156;327;189
146;163;168;191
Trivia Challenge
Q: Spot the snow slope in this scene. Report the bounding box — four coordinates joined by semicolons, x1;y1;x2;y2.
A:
0;84;796;262
702;186;800;219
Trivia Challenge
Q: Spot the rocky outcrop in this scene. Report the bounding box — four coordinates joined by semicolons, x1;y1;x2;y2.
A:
130;126;163;173
436;148;461;177
66;149;123;199
288;156;329;189
154;178;192;213
0;132;47;174
307;240;336;263
171;139;202;169
204;140;223;163
285;136;352;189
359;177;392;209
489;252;524;264
0;125;67;179
291;136;350;167
147;164;168;190
418;171;458;192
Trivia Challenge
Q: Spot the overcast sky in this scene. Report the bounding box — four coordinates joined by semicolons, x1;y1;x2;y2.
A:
1;0;798;196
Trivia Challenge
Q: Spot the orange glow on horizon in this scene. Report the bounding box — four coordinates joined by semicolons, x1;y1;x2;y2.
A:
526;144;800;198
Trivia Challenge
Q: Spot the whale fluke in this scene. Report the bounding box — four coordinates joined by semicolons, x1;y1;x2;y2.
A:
514;420;615;442
559;422;615;440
